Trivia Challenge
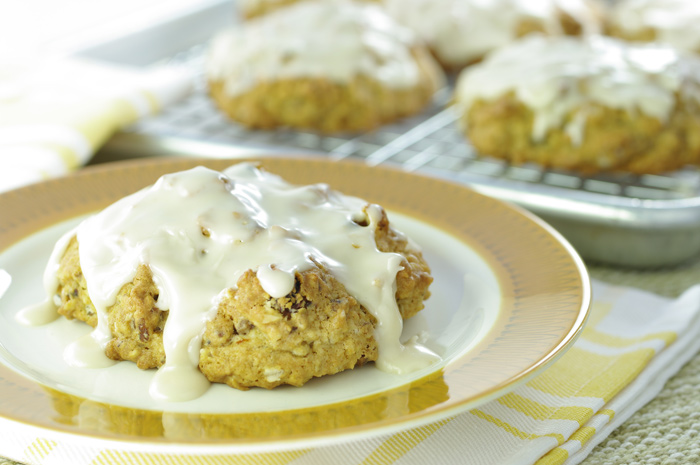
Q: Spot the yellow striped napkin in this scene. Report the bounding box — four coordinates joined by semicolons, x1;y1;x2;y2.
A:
0;57;192;193
3;279;700;465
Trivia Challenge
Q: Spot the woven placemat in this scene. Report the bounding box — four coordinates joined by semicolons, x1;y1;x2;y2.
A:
580;254;700;465
3;254;700;465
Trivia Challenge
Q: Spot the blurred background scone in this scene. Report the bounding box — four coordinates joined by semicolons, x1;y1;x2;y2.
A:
238;0;380;19
382;0;604;70
606;0;700;54
454;35;700;174
207;0;445;133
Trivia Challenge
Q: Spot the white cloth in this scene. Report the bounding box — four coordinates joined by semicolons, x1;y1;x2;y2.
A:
0;57;193;192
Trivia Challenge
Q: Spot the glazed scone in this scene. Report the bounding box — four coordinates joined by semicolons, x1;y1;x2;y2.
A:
454;35;700;174
44;164;435;398
382;0;604;70
206;0;444;133
238;0;379;19
606;0;700;54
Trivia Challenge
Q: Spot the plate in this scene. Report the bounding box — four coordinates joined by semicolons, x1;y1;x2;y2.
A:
0;156;590;454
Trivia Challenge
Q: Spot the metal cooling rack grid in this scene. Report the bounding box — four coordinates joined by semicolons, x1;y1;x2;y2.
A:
121;40;700;205
107;38;700;266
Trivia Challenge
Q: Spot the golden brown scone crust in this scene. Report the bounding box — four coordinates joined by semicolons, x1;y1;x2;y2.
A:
200;267;377;389
208;48;443;134
56;237;167;369
53;207;432;390
56;237;97;327
241;0;380;20
461;91;700;174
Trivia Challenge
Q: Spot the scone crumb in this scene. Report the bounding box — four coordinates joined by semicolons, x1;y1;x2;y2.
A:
264;368;284;383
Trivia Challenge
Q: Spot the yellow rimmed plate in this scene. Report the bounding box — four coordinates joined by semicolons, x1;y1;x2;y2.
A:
0;156;590;455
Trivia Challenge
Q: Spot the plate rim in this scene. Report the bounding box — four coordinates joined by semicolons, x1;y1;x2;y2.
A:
0;155;591;453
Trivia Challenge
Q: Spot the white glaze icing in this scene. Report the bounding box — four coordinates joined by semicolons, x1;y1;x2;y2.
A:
207;0;421;96
383;0;601;67
29;163;438;401
15;299;59;326
64;334;117;369
610;0;700;52
15;227;77;326
455;35;700;144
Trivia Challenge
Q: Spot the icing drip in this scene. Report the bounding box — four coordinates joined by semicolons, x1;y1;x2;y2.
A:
35;163;438;401
383;0;601;67
207;0;421;97
610;0;700;52
455;35;700;144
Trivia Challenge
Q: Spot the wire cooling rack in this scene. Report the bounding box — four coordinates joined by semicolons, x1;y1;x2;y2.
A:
124;43;700;203
108;41;700;266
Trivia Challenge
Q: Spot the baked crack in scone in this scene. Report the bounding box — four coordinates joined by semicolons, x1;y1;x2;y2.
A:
41;163;435;400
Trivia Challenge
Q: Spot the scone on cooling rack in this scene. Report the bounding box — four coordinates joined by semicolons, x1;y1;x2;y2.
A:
238;0;380;19
206;0;445;134
453;35;700;175
48;164;433;392
606;0;700;54
382;0;604;71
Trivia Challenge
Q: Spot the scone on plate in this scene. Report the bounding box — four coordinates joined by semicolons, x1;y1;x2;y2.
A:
606;0;700;54
382;0;605;70
238;0;380;20
206;0;445;133
454;35;700;174
46;163;434;396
